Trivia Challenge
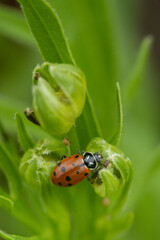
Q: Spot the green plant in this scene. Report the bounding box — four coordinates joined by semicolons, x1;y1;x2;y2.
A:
0;0;158;240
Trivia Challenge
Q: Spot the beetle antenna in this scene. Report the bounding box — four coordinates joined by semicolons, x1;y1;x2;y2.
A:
77;150;81;155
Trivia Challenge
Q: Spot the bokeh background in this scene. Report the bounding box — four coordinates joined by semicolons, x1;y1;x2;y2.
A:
0;0;160;239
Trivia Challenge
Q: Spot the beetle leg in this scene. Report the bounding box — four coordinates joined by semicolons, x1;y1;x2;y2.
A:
88;166;103;184
93;166;103;175
101;160;110;168
61;155;67;160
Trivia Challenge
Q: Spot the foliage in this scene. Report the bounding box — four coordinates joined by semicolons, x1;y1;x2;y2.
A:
0;0;159;240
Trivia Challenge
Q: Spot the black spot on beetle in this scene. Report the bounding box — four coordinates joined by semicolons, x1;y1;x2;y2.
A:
58;182;62;186
76;171;79;174
84;172;89;176
58;162;61;167
66;176;71;181
68;183;72;186
61;166;66;172
53;171;56;176
80;163;85;167
72;163;76;166
75;155;79;158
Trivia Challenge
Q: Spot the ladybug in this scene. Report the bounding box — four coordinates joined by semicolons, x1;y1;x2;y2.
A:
51;152;103;187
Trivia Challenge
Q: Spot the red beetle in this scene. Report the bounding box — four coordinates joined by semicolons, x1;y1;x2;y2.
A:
51;152;103;187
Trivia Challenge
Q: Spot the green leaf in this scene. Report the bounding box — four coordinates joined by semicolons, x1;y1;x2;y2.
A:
0;95;51;139
0;4;34;47
126;36;153;100
17;0;102;148
17;0;75;64
97;168;120;198
0;144;21;198
0;95;24;134
0;230;39;240
0;186;8;197
0;195;14;212
110;159;133;214
109;82;123;146
76;92;103;149
0;121;20;166
15;113;35;151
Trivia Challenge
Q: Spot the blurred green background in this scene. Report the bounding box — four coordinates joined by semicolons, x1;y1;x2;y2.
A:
0;0;160;239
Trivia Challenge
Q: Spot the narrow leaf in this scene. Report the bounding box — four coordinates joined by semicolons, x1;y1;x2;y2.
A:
0;145;21;198
0;195;14;212
0;95;51;139
17;0;75;64
0;4;34;47
109;82;123;146
0;230;39;240
17;0;102;146
0;122;20;164
76;92;103;149
126;36;153;100
15;113;34;151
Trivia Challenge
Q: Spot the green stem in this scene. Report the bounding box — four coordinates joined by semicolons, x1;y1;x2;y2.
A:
67;127;80;154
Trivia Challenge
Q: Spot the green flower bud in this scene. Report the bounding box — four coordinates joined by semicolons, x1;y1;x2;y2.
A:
19;138;70;192
86;138;133;208
32;63;86;135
